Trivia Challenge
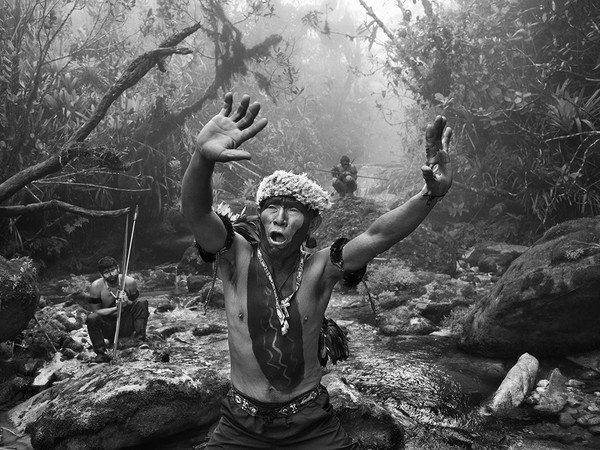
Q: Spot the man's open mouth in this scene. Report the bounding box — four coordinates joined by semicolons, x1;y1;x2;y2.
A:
269;230;290;246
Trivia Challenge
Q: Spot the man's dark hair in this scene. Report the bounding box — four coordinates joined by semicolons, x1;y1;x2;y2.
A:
340;155;350;164
97;256;118;273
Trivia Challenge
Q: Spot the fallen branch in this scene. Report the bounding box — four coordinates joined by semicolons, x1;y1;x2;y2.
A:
69;46;193;145
0;37;197;204
0;200;130;218
33;180;151;193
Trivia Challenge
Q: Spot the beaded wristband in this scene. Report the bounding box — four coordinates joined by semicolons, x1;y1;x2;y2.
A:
330;237;367;288
423;191;447;206
195;213;235;263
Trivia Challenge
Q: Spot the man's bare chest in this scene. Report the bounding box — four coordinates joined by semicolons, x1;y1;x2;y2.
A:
99;286;118;308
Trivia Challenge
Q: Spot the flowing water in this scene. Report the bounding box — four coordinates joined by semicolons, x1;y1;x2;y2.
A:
3;287;598;449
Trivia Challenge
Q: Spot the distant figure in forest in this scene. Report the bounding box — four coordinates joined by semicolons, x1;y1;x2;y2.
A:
331;155;358;197
85;256;148;363
181;92;453;448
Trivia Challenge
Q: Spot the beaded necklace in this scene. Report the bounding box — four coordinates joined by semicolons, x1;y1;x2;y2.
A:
104;277;121;300
256;249;305;335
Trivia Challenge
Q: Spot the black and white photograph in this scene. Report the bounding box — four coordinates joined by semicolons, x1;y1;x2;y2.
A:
1;0;599;448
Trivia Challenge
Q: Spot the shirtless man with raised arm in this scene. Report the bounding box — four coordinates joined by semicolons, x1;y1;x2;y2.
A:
181;93;452;449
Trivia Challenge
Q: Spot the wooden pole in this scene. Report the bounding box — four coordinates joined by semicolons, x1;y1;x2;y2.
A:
112;206;138;362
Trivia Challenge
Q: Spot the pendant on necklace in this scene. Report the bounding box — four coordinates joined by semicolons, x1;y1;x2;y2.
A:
257;249;304;335
104;280;119;299
277;309;290;334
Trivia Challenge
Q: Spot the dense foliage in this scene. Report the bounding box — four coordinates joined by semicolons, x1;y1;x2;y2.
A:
0;0;386;267
360;0;600;233
2;0;598;268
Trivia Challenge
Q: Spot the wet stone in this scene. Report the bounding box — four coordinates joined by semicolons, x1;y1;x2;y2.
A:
558;412;576;428
587;415;600;426
581;370;600;380
576;414;597;427
537;379;550;388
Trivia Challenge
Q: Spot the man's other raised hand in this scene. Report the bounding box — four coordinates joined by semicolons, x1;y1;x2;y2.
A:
421;115;453;199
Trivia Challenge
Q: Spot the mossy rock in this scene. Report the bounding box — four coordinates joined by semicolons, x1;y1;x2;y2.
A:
0;256;39;342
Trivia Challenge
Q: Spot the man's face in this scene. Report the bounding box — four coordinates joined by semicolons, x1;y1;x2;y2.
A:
100;266;119;283
259;196;310;255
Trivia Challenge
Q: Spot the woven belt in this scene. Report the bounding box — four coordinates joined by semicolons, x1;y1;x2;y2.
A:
228;385;324;417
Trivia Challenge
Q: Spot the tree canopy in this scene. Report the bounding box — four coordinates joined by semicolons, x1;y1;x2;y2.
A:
1;0;598;264
0;0;290;259
358;0;600;233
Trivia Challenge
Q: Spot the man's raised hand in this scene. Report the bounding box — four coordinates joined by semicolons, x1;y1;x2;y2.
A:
195;92;268;162
421;115;453;199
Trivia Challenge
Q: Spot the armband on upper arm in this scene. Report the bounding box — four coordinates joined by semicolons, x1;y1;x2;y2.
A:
195;213;235;263
330;237;367;288
89;297;101;304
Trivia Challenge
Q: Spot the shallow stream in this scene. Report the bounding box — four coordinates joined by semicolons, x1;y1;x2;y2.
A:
2;286;598;449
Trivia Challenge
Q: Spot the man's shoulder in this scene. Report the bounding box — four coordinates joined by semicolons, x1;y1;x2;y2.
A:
88;278;104;297
216;232;253;268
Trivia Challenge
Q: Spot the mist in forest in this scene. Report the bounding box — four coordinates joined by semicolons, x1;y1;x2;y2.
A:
75;0;425;177
2;0;598;259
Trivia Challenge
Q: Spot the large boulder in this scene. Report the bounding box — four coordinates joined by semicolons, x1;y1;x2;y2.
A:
8;362;228;450
459;216;600;357
463;241;529;276
0;256;39;342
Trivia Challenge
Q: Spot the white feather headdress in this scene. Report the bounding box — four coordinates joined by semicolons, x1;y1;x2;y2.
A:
256;170;330;213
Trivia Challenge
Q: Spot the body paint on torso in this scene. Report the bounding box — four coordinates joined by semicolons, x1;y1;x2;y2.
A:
246;248;304;393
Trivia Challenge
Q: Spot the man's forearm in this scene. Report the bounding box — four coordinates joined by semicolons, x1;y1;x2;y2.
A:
182;151;215;220
181;150;228;253
345;186;442;271
368;186;440;250
96;306;118;316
